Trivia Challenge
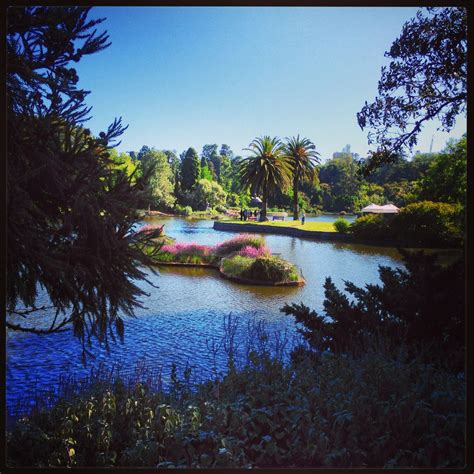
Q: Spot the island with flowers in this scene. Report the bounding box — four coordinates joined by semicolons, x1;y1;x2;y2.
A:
140;227;304;286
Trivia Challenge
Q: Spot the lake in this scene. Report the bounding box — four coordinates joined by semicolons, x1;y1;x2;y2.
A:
6;216;404;416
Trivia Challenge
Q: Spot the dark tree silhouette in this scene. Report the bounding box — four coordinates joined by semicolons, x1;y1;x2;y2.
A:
180;147;201;191
7;6;161;362
282;250;464;370
357;7;467;175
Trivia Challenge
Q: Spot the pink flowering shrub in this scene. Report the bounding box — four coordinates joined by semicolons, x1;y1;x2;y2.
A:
238;245;270;258
214;234;266;256
161;242;213;256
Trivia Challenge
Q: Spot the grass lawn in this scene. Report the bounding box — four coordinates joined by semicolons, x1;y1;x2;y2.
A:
224;219;337;232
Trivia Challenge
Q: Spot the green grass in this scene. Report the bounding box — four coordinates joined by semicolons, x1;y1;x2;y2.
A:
221;255;253;277
223;219;338;232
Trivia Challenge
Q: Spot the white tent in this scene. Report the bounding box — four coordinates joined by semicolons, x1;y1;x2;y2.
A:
360;203;400;214
381;204;400;213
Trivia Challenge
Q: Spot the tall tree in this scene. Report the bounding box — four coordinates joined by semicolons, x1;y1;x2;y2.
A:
357;7;467;174
138;147;175;210
220;144;234;160
284;135;320;220
180;147;201;191
7;7;162;361
238;136;292;221
201;144;218;162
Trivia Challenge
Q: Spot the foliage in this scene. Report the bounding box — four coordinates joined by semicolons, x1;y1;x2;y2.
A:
6;6;161;359
238;245;271;259
392;201;463;247
349;214;394;240
238;136;292;221
333;218;350;234
357;7;467;173
174;205;193;217
180;147;201;191
353;183;385;210
214;234;266;257
242;256;299;283
318;155;361;212
187;179;227;211
381;180;418;207
7;345;465;467
282;249;464;371
155;242;216;265
136;146;175;210
283;135;320;220
108;149;138;178
200;165;214;181
221;255;254;278
416;135;466;207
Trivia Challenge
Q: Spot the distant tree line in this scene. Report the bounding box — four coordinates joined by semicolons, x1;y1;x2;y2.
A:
118;133;465;218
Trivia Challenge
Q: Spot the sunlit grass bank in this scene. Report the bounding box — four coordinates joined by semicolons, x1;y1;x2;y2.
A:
222;219;337;232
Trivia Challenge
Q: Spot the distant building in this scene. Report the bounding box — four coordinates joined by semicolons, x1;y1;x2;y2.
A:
332;144;360;161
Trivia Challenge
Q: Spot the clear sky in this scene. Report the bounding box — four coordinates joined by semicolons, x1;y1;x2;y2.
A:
75;6;466;162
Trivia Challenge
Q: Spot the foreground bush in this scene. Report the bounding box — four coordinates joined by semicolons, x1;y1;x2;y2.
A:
282;249;465;371
7;349;465;468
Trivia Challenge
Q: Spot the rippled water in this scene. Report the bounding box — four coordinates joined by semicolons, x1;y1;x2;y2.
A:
7;216;404;414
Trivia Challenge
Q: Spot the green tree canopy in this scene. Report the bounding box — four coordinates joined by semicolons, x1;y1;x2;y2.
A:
319;155;361;212
189;179;227;211
137;147;175;210
7;6;160;361
416;135;467;206
357;7;467;174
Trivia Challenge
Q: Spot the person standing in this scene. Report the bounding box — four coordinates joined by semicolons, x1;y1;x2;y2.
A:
240;208;244;221
300;210;305;225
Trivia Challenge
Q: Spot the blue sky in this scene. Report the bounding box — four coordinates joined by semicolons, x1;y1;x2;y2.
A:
75;7;466;162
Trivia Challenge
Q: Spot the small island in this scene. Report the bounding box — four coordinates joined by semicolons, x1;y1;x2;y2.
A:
145;231;304;286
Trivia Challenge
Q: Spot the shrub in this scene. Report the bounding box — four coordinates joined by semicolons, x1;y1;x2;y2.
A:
243;256;299;283
221;255;253;277
350;213;395;240
214;234;266;256
188;179;227;211
175;205;193;216
333;217;350;233
238;245;270;258
392;201;463;247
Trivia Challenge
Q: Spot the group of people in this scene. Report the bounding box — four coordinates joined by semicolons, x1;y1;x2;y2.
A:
240;208;259;221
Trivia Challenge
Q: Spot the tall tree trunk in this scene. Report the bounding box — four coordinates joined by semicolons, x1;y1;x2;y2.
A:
260;187;269;221
293;174;299;220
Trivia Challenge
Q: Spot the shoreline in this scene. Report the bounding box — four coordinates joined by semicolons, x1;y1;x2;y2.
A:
212;221;458;249
153;260;305;287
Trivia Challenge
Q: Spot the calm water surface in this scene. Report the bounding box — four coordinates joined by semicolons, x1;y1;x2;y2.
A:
7;216;403;414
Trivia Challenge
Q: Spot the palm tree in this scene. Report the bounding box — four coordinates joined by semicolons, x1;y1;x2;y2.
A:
238;136;292;221
284;135;321;220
